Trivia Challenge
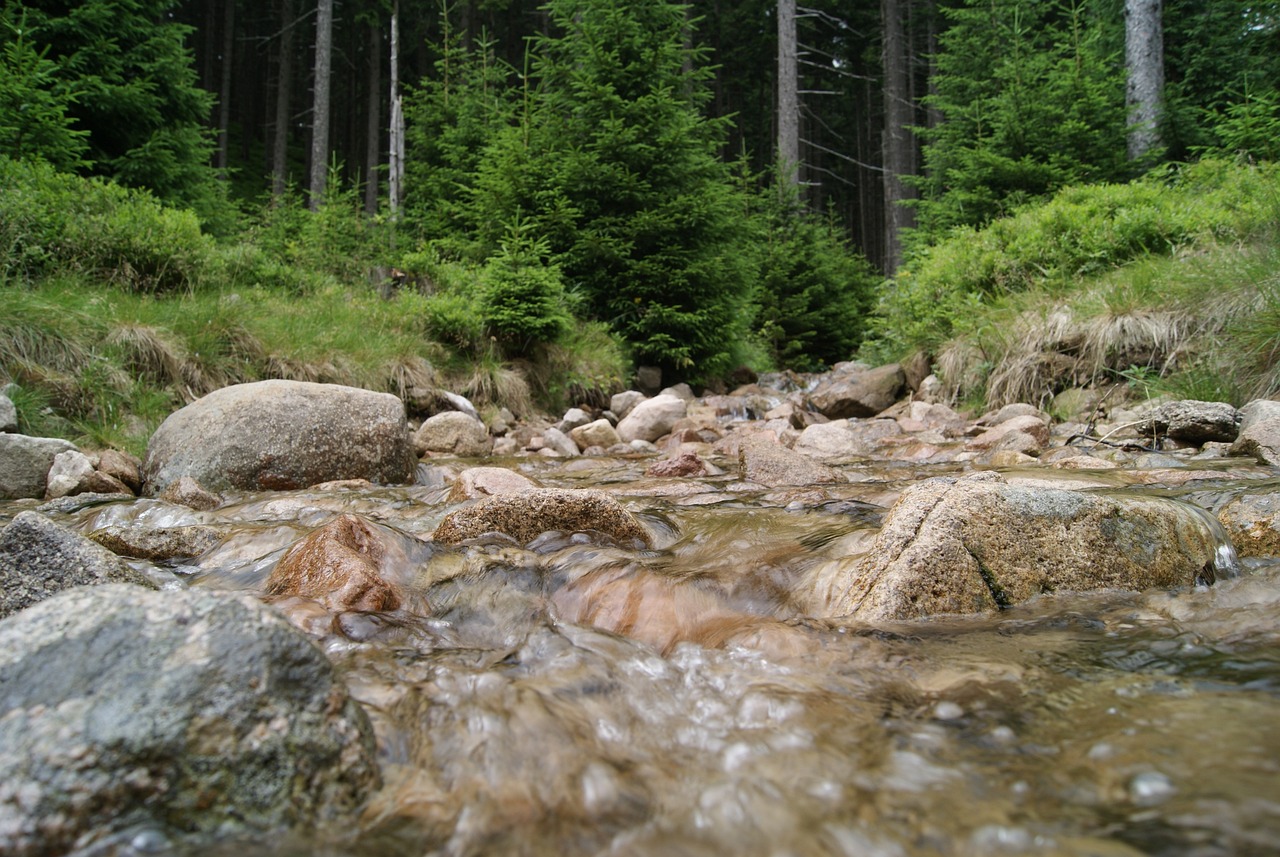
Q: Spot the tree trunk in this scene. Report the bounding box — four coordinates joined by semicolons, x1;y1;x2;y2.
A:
364;17;381;215
389;0;404;223
272;0;296;200
1125;0;1163;161
216;0;235;176
776;0;799;188
881;0;917;273
309;0;334;210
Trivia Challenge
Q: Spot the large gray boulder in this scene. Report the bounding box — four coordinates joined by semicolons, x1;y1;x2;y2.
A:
0;585;379;856
808;363;905;419
143;380;415;495
0;434;76;500
0;511;156;620
794;418;903;459
1230;399;1280;465
808;471;1232;622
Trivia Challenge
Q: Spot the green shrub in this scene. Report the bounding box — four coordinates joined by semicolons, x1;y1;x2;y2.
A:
866;159;1280;359
479;230;571;356
0;156;212;292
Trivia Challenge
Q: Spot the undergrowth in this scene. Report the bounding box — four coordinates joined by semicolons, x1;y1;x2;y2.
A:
863;158;1280;409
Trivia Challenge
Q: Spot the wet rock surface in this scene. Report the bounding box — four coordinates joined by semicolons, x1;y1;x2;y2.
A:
3;374;1280;856
432;488;652;548
0;585;379;856
0;511;156;619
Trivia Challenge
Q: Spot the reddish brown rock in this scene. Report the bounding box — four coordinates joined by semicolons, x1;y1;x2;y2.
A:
265;514;419;613
645;451;709;478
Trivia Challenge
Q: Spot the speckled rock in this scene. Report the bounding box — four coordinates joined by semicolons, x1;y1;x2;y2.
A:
433;488;651;548
88;523;226;561
809;471;1231;621
0;511;156;620
0;434;76;501
0;585;380;856
1218;491;1280;558
144;380;414;495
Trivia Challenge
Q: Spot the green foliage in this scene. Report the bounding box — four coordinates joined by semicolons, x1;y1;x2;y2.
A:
866;159;1280;361
0;156;212;293
0;8;88;171
752;184;880;371
403;26;518;247
912;0;1128;242
479;226;571;356
1211;87;1280;162
1160;0;1280;160
7;0;230;228
248;170;384;286
470;0;754;383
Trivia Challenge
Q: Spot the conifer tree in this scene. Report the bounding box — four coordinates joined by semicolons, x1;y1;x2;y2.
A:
8;0;224;224
474;0;754;382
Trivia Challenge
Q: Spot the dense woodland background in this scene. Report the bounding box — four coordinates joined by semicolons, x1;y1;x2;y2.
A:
1;0;1278;450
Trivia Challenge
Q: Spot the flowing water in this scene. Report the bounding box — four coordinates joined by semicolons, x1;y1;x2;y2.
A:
25;446;1280;856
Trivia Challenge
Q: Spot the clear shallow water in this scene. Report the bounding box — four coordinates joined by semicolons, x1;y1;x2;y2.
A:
18;451;1280;856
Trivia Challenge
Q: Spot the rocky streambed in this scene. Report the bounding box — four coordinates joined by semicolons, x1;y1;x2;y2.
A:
2;367;1280;856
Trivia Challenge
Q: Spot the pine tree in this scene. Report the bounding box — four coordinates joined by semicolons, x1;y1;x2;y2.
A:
0;9;88;171
913;0;1128;241
11;0;225;224
473;0;754;382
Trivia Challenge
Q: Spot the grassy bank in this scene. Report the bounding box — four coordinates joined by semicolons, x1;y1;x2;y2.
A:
862;158;1280;412
0;157;628;456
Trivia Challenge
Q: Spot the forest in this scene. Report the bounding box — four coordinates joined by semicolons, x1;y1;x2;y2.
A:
1;0;1278;451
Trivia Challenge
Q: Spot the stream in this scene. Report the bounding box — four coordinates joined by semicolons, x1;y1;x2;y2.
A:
24;435;1280;856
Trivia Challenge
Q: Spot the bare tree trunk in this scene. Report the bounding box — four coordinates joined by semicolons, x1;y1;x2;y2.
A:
881;0;916;274
776;0;799;189
271;0;296;200
1125;0;1163;161
216;0;235;176
364;17;381;216
309;0;334;210
388;0;404;223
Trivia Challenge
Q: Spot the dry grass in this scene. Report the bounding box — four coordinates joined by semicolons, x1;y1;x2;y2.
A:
108;324;194;390
457;362;534;417
383;355;439;399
